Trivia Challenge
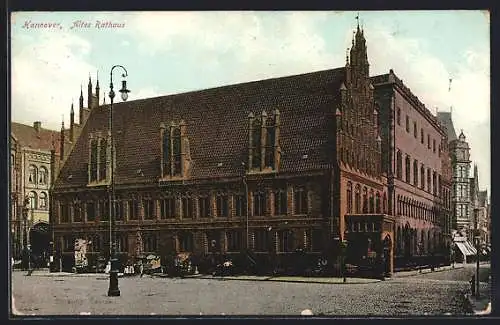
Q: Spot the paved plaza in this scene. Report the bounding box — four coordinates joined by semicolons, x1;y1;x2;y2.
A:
11;264;489;317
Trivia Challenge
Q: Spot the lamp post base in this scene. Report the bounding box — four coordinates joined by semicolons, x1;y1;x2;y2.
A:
107;270;121;297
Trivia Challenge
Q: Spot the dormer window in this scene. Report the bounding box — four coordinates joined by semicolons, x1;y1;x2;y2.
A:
248;109;280;172
160;121;191;180
88;134;109;184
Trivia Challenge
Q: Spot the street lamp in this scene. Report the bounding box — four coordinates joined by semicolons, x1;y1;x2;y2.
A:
241;162;249;250
474;208;480;298
107;65;130;297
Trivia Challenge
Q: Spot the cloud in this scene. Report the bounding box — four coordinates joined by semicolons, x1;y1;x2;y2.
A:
11;31;96;130
131;87;162;101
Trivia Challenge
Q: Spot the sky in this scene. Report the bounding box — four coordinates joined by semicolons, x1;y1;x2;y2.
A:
10;11;490;193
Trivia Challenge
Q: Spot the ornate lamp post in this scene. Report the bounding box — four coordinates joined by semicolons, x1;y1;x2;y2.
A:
107;65;130;297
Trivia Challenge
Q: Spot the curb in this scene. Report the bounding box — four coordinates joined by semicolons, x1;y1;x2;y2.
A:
191;275;380;284
392;266;463;278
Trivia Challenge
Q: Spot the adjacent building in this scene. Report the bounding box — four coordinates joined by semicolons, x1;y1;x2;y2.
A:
371;71;453;268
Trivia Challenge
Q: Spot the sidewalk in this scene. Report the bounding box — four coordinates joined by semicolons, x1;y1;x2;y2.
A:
193;274;380;284
392;264;463;278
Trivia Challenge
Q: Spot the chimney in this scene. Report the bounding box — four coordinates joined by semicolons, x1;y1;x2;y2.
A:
33;121;42;132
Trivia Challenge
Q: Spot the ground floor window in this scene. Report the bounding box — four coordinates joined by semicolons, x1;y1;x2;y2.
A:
278;230;295;253
179;232;193;252
227;230;243;252
254;229;271;252
311;229;323;252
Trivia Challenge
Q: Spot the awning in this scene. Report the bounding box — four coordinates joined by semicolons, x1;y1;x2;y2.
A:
455;241;477;256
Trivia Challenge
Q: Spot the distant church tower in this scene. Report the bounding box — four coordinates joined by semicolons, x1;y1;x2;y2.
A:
450;130;472;235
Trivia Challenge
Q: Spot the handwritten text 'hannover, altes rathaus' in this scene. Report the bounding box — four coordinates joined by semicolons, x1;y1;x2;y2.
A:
21;20;126;30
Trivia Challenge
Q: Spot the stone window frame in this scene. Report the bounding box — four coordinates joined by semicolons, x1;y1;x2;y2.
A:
28;165;38;184
253;190;267;217
293;186;308;215
273;188;287;216
38;166;48;185
216;191;229;218
160;194;176;219
198;194;211;218
39;191;48;209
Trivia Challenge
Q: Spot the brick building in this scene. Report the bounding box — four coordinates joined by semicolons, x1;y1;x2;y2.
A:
51;25;398;275
371;70;452;268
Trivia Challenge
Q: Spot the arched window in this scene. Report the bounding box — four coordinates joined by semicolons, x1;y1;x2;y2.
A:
39;192;47;209
216;192;229;218
362;187;368;213
163;127;171;174
90;139;98;182
420;165;425;189
427;168;431;192
264;115;276;169
396;151;402;179
405;155;411;183
250;118;262;169
28;191;37;209
99;138;107;181
420;128;424;144
253;190;266;216
432;171;437;196
354;185;361;214
347;182;353;213
293;187;307;215
383;192;387;214
172;127;182;175
28;165;37;184
369;189;374;213
162;125;183;177
273;189;287;215
413;160;418;186
375;192;381;213
39;166;48;185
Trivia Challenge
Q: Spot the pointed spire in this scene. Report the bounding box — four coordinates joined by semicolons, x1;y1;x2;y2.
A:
346;48;350;66
96;70;100;88
70;102;74;114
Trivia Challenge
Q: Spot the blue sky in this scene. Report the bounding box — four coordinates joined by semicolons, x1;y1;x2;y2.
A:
10;11;490;193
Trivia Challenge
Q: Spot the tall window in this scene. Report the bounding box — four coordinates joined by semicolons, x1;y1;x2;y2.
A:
413;122;417;138
254;229;271;252
427;134;431;149
396;151;402;179
86;202;95;222
162;125;182;177
73;199;82;222
375;192;381;213
216;193;229;218
432;172;437;196
369;189;375;213
172;128;182;175
421;128;424;144
143;199;155;220
347;182;353;213
39;192;47;209
362;187;368;213
28;191;37;209
28;165;37;184
405;155;411;183
114;200;124;221
182;194;193;218
420;165;425;190
90;139;98;182
143;233;158;252
128;199;140;220
227;230;243;252
234;194;246;217
405;115;410;132
427;168;431;192
264;116;276;169
60;202;69;223
199;195;211;217
294;187;307;215
253;191;266;216
279;230;295;253
99;138;107;181
413;160;419;186
160;196;175;219
432;139;436;153
274;189;287;215
250;118;262;169
354;185;361;214
396;107;401;125
39;167;48;185
99;199;109;221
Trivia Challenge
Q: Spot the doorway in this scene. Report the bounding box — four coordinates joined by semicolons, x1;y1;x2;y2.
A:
29;222;50;268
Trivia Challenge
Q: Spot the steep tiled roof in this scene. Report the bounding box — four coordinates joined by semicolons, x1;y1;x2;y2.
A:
11;122;61;155
436;111;457;141
54;68;346;188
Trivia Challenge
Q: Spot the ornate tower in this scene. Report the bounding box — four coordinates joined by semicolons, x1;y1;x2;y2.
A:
450;130;471;236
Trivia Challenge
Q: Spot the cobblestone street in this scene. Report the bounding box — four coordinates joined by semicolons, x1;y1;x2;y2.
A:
11;264;487;317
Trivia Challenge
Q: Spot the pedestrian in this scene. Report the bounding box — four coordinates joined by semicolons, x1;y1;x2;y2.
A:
139;261;144;278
